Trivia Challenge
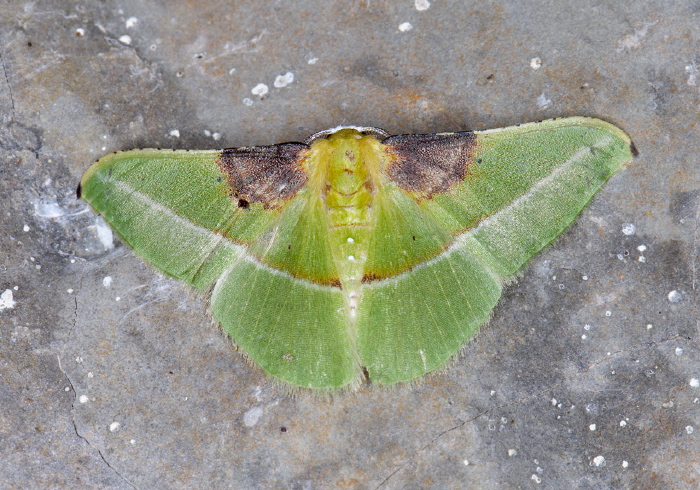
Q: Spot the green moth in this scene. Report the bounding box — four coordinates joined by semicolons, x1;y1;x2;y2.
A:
79;117;635;390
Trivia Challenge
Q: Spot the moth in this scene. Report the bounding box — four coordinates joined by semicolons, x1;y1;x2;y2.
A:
79;117;635;390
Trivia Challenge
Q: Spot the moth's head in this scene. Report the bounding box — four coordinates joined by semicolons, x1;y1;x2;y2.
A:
304;126;389;145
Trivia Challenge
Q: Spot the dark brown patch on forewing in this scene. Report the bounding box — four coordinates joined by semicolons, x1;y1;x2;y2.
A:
217;143;309;207
384;132;477;198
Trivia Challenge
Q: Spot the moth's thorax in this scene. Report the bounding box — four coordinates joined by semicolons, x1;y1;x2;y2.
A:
308;129;383;226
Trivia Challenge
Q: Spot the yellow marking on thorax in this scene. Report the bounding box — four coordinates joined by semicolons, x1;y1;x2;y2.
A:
306;129;387;320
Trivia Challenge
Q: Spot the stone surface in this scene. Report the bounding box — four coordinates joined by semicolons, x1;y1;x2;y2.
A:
1;0;699;488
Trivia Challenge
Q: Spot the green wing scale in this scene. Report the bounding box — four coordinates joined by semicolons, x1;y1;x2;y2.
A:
80;117;635;389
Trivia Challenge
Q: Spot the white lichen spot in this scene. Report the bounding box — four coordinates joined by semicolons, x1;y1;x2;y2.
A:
212;132;221;140
102;276;113;288
251;83;269;98
66;289;74;294
347;255;356;261
620;420;627;427
242;97;253;106
490;390;496;396
667;290;682;303
0;289;16;311
23;224;30;232
531;474;541;484
508;449;517;457
530;57;542;70
34;200;64;218
169;129;180;138
274;72;294;88
398;22;413;32
125;16;138;28
581;334;588;340
686;426;695;435
79;395;89;404
582;275;588;280
690;378;700;388
676;347;683;356
243;406;263;427
75;27;85;37
616;21;657;51
415;0;430;10
589;424;596;431
347;237;354;244
551;398;557;407
95;217;115;249
646;324;653;330
109;421;121;432
622;460;629;468
536;93;552;109
621;223;636;235
115;296;121;301
130;439;136;444
638;245;647;252
661;400;673;409
605;310;612;317
584;324;591;330
118;35;132;45
639;256;646;263
592;455;606;467
463;459;469;466
686;63;699;86
308;57;319;64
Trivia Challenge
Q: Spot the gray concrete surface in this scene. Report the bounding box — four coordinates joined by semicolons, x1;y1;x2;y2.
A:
1;0;699;488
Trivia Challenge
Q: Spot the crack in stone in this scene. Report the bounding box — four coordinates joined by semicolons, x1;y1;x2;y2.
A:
103;33;164;94
692;199;699;291
57;282;138;490
1;51;16;119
